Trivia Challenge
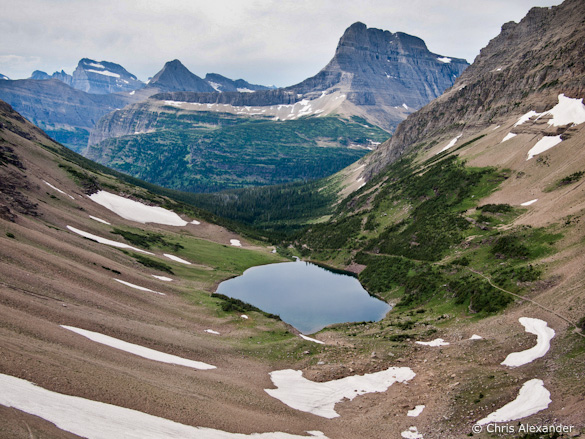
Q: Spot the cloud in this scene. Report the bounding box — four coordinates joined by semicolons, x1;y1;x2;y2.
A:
0;0;563;86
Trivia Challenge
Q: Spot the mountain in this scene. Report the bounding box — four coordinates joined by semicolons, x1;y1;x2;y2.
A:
30;70;52;80
361;0;585;179
204;73;273;92
151;23;469;132
29;59;144;94
69;58;144;94
143;59;215;93
0;78;133;152
85;23;467;193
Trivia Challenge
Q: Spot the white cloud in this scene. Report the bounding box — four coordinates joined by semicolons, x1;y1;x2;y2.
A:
0;0;563;86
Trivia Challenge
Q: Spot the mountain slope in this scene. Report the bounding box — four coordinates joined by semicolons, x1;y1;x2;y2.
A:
0;78;133;152
361;0;585;179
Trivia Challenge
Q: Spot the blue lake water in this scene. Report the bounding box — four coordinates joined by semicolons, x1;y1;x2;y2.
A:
215;260;390;334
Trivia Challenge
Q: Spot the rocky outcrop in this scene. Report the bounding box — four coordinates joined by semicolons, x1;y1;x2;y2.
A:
362;0;585;179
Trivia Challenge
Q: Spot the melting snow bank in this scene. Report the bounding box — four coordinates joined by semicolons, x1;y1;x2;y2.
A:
265;367;415;419
520;199;538;206
61;326;215;370
438;134;462;154
67;226;153;255
89;215;111;225
89;191;194;226
164;253;192;265
299;334;325;345
526;135;563;160
501;318;555;367
501;132;517;143
415;338;449;347
407;405;425;417
43;180;75;199
476;379;551;425
0;374;328;439
114;279;165;296
401;426;424;438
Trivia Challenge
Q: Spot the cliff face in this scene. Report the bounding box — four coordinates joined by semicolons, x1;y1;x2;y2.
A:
297;22;469;109
363;0;585;179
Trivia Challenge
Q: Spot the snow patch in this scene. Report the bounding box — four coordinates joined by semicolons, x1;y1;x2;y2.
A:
230;239;242;247
89;215;111;225
438;134;462;153
114;278;165;296
61;326;215;369
152;275;173;282
86;69;120;78
501;318;555;367
43;180;74;199
265;367;415;419
514;110;541;127
191;220;201;225
501;132;517;143
416;338;449;347
526;135;563;160
515;94;585;128
469;334;483;340
520;199;538;206
0;373;328;439
241;315;249;319
437;57;452;64
205;329;220;335
89;191;189;226
402;426;424;439
163;254;192;265
407;405;425;417
237;88;254;93
476;379;551;425
66;226;153;254
299;334;325;345
543;93;585;126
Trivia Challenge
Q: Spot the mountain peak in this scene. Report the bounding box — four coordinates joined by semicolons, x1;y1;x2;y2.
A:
289;22;469;131
148;60;215;93
70;58;143;94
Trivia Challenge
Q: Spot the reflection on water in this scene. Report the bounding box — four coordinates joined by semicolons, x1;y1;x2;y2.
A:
216;260;390;334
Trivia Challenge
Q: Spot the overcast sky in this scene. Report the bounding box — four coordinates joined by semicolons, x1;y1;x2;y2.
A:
0;0;562;87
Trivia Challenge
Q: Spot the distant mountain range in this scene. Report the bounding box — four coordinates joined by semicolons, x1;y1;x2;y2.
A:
0;22;469;191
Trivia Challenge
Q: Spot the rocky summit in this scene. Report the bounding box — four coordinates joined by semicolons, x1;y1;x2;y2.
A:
145;59;216;93
69;58;144;94
291;22;469;129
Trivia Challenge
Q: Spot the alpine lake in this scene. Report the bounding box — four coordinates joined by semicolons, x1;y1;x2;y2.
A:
215;259;390;334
